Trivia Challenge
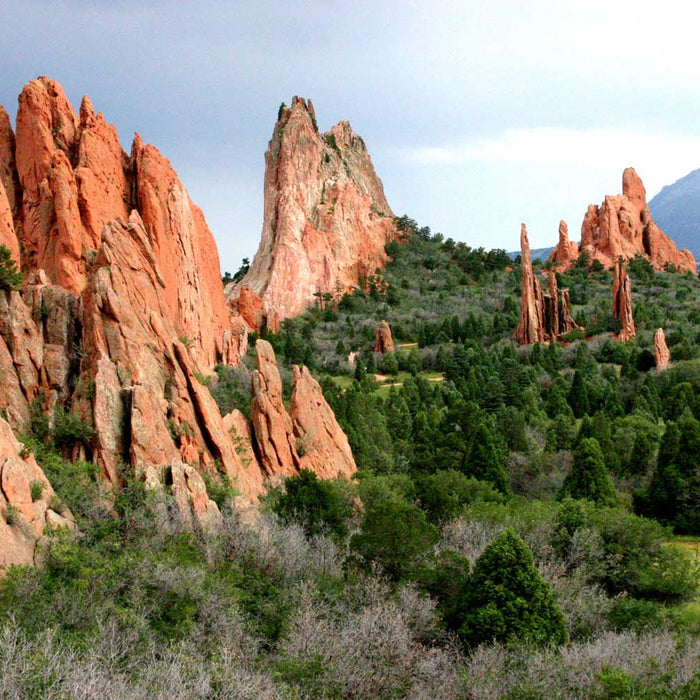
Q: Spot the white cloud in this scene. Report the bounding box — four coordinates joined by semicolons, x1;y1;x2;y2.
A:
402;128;700;196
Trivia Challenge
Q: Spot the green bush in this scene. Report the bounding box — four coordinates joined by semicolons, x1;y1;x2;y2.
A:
0;244;21;291
456;529;568;647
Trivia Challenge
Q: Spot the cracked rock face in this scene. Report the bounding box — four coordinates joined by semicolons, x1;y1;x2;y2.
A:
0;79;360;565
227;96;396;330
548;168;696;274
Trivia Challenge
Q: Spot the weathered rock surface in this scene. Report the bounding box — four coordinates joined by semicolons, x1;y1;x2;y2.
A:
549;220;579;268
374;320;395;354
0;78;362;562
291;365;356;479
515;224;546;345
0;415;74;570
548;168;696;274
250;339;300;479
515;225;579;345
7;76;238;369
613;259;636;342
654;328;670;371
227;96;396;329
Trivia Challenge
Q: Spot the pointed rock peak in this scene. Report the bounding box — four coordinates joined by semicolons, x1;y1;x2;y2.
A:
558;220;569;242
520;223;531;259
375;319;395;354
18;76;79;150
622;167;647;209
79;94;95;124
132;131;144;152
613;258;636;342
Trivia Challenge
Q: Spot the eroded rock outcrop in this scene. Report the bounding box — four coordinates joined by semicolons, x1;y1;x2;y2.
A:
7;76;238;370
654;328;670;371
374;320;395;354
227;97;396;329
0;78;362;559
515;225;579;345
291;365;356;479
0;415;74;570
249;339;357;482
548;168;696;274
515;225;546;345
613;259;636;342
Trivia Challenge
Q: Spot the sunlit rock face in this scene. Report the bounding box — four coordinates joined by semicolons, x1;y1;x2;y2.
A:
227;96;396;330
548;168;696;274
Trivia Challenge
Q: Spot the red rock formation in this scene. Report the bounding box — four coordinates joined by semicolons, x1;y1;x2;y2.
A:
548;168;696;274
227;97;396;328
543;270;578;337
515;224;546;345
290;365;356;479
250;339;300;479
549;220;579;267
0;78;364;556
0;415;74;570
374;320;395;353
654;328;671;371
612;258;636;342
7;76;238;369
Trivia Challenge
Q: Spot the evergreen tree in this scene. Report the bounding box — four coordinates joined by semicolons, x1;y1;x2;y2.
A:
645;422;681;524
558;437;616;506
353;358;367;382
567;369;590;418
350;500;440;583
0;244;22;291
465;422;508;493
457;530;568;647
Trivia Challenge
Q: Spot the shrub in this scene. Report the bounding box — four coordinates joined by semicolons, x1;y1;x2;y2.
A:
350;499;440;583
0;245;21;291
29;481;44;502
456;529;568;648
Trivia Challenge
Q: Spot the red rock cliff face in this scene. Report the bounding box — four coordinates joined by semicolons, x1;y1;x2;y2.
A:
0;79;359;547
5;76;236;370
227;97;396;329
548;168;696;274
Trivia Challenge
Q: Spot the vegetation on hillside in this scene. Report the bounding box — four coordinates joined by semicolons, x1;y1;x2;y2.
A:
6;217;700;696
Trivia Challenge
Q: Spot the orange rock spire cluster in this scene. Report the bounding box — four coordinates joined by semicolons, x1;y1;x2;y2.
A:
227;96;396;331
514;224;578;345
0;79;358;568
548;168;696;274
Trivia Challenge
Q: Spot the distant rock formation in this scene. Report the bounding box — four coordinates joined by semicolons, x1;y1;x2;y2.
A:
548;168;696;274
226;96;396;329
612;259;636;342
654;328;671;371
374;320;395;354
515;224;579;345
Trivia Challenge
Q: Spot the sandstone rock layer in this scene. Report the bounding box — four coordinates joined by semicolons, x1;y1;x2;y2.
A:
654;328;671;371
612;259;636;342
374;320;395;354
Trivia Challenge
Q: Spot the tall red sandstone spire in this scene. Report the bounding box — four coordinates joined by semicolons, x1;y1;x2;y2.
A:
515;224;546;345
227;97;396;330
612;258;636;342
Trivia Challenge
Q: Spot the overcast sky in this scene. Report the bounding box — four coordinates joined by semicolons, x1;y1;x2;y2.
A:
2;0;700;272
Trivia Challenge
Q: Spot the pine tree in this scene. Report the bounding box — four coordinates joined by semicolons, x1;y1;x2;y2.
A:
646;422;681;524
558;437;616;506
567;369;590;418
0;245;21;291
457;529;568;647
465;422;508;493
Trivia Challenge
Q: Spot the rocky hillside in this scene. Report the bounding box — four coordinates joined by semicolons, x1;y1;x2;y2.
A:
0;78;357;568
226;96;396;331
649;168;700;262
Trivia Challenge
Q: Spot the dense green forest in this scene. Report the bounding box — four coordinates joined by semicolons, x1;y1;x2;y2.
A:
5;218;700;697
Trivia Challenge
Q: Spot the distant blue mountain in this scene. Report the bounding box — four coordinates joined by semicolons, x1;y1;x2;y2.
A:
649;168;700;260
507;246;554;262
